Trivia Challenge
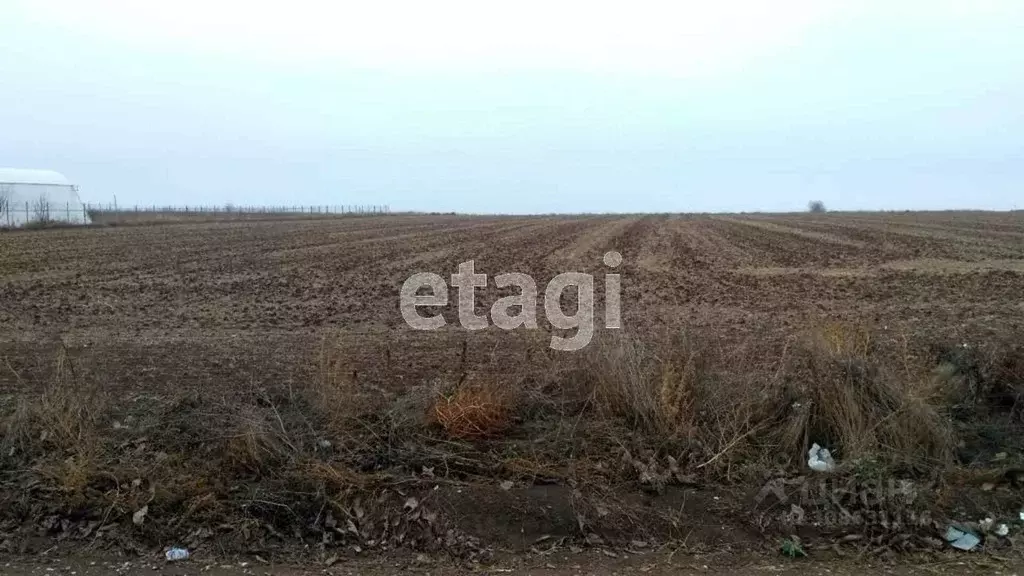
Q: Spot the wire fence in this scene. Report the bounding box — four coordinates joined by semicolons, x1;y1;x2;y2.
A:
85;203;391;215
1;199;91;227
0;201;392;228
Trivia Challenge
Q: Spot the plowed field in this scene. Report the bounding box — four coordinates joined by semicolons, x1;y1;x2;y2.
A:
2;212;1024;393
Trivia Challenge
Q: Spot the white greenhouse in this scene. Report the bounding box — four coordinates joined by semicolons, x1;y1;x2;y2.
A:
0;168;91;227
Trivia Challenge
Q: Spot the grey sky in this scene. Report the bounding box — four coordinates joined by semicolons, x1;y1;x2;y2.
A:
2;1;1022;213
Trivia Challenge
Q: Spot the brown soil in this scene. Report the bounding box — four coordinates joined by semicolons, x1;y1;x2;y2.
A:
2;213;1022;340
3;550;1022;576
1;212;1023;566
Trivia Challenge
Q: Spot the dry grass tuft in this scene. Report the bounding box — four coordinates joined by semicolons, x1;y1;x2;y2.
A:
1;345;110;507
312;335;392;429
773;322;955;471
929;337;1024;464
933;337;1024;422
431;376;516;440
315;335;364;408
570;324;962;476
582;335;662;432
579;332;706;437
2;345;105;461
223;403;293;475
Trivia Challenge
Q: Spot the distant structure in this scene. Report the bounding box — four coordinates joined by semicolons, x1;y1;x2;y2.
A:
0;168;91;227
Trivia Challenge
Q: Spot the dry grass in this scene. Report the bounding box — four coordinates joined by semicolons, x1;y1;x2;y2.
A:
568;324;962;476
930;336;1024;465
935;337;1024;421
431;376;516;440
0;346;117;514
0;326;1018;553
571;331;778;476
772;322;956;471
222;402;295;475
579;332;704;437
2;345;105;465
0;342;373;547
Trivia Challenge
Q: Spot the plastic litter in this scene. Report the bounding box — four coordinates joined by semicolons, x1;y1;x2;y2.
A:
807;443;835;473
979;517;995;532
995;524;1009;537
781;537;806;558
944;526;981;551
165;548;189;562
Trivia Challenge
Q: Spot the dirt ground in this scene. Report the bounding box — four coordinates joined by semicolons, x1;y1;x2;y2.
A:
1;212;1023;570
3;550;1023;576
2;212;1023;389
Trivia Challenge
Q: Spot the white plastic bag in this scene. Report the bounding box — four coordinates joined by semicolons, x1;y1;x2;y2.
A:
807;443;835;472
165;548;189;562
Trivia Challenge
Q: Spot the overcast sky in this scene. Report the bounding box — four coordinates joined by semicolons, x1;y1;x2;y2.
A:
1;1;1022;213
